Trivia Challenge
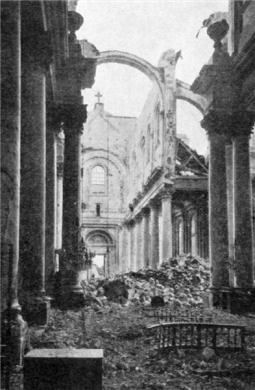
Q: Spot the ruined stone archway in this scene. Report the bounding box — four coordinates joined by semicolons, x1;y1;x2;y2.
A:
176;80;208;115
79;44;209;115
85;230;115;276
97;50;165;105
86;230;113;246
95;50;208;115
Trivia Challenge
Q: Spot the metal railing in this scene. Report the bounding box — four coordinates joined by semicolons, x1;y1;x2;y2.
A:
147;322;246;351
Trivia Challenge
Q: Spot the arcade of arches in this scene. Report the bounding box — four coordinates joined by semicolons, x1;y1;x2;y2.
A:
1;0;255;368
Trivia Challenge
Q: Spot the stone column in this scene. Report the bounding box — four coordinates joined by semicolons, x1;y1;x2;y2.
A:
129;221;135;271
201;112;229;293
1;3;30;366
160;188;173;262
55;143;64;272
191;213;198;257
126;224;131;272
149;199;160;269
135;215;142;271
45;108;59;294
121;224;129;273
118;227;123;273
141;208;150;268
1;1;21;313
178;217;184;255
61;104;87;295
20;30;51;319
233;117;254;288
225;140;235;286
131;221;137;271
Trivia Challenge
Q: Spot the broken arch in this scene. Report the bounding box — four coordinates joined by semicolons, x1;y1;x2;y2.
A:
95;49;208;115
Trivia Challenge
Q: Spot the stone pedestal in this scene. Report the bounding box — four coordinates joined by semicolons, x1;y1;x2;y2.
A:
150;200;160;269
24;349;103;390
160;190;173;262
234;134;254;287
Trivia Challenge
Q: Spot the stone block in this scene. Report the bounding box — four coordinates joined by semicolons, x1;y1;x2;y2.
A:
24;348;103;390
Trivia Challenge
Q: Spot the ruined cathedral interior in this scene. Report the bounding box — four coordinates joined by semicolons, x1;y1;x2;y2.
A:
1;0;255;388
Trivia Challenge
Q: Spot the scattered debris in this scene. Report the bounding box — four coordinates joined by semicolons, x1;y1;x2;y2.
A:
80;255;210;309
14;255;255;389
29;305;255;390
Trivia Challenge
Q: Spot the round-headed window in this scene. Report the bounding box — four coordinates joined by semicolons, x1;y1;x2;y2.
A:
91;165;105;185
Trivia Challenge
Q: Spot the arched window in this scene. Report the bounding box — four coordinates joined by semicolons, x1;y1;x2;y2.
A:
91;165;105;185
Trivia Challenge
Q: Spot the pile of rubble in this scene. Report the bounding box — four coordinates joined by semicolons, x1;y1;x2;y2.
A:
81;255;210;308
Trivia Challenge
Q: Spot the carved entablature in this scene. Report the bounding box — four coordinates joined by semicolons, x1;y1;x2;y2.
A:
201;109;255;138
57;11;98;102
143;167;163;192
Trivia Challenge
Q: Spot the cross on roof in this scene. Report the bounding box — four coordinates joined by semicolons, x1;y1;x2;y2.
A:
95;91;103;104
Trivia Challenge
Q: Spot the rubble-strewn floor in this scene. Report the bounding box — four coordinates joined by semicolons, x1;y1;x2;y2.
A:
4;258;255;389
27;304;255;390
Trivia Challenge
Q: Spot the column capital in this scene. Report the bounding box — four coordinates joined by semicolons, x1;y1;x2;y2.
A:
60;104;87;134
201;109;255;138
47;104;64;133
149;198;161;209
128;219;135;227
201;110;231;138
134;213;143;223
159;185;174;200
141;207;150;216
231;110;255;137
